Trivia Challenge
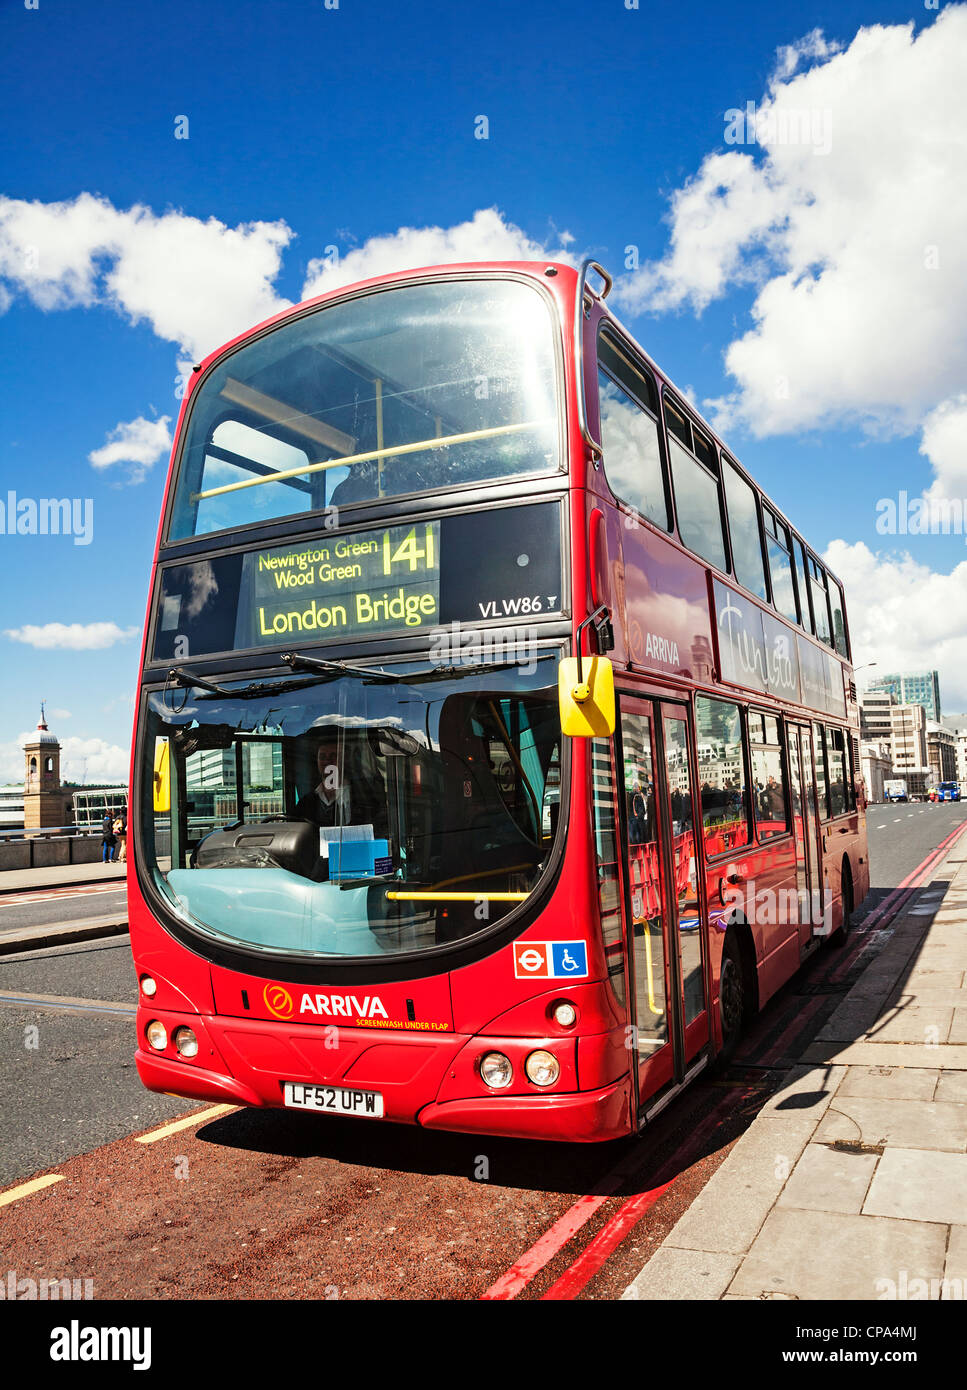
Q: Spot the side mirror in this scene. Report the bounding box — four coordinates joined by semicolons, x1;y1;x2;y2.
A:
558;655;615;737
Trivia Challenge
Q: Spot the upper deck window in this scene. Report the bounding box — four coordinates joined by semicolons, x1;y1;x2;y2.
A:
722;458;768;602
764;506;799;626
808;554;833;647
596;334;669;530
664;397;728;573
168;278;561;541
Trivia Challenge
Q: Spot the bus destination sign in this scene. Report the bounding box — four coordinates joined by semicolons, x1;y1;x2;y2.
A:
247;522;440;645
151;502;564;663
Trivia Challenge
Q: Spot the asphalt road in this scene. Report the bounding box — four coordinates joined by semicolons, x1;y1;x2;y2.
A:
0;805;962;1300
0;883;127;933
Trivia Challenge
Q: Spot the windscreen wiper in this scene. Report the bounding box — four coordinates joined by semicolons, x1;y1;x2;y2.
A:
399;653;557;683
281;651;397;683
166;666;228;696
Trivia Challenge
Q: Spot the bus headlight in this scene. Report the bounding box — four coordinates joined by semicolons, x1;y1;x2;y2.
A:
525;1050;560;1087
173;1027;199;1059
553;1001;577;1027
479;1052;513;1089
146;1020;167;1051
140;976;157;998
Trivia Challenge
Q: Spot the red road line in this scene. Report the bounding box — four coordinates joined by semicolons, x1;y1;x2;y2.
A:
479;1193;615;1299
539;1085;756;1300
487;821;967;1303
482;1083;747;1302
0;884;123;908
540;1180;675;1299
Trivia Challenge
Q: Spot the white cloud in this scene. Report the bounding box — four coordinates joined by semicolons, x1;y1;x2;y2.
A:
0;192;293;361
825;539;967;711
623;9;967;442
4;622;140;650
58;736;130;786
921;395;967;503
89;415;172;484
302;207;577;299
0;729;130;785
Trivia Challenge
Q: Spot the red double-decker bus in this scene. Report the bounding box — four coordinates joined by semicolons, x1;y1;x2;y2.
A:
129;259;868;1141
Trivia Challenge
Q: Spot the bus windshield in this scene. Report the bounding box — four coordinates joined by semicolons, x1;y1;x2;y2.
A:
168;277;561;540
142;656;563;960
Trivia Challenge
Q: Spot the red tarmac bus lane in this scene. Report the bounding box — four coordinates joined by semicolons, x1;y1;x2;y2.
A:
3;824;954;1301
0;1071;776;1301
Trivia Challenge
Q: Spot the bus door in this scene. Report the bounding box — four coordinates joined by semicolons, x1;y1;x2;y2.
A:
786;722;825;948
618;698;709;1119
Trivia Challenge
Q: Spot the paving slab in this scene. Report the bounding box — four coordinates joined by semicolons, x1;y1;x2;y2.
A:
863;1148;967;1224
776;1141;878;1215
889;988;967;1008
936;1071;967;1103
949;1010;967;1043
945;1225;967;1285
621;1248;741;1300
801;1040;967;1069
837;1065;939;1102
728;1207;947;1301
865;1005;954;1044
815;1095;967;1151
663;1116;818;1255
756;1063;845;1120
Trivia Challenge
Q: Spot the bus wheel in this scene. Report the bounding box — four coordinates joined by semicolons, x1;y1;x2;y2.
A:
830;863;853;947
718;931;746;1063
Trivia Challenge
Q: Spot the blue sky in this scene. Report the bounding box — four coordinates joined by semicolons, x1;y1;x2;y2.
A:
3;0;967;782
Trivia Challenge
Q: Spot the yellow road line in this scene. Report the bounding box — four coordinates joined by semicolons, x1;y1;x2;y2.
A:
0;1174;65;1209
135;1103;237;1144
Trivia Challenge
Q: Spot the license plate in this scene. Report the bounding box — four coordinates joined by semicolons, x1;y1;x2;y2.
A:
283;1081;384;1118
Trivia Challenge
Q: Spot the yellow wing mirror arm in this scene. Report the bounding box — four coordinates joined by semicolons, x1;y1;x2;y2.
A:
559;605;616;737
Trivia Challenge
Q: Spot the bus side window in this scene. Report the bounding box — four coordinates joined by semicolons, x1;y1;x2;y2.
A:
763;507;799;626
722;458;768;603
826;727;848;816
830;580;849;658
813;723;831;819
809;555;833;647
750;713;789;840
664;397;728;574
695;695;751;851
596;333;670;532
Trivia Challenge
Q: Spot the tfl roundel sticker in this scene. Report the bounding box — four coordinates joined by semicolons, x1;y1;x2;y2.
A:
513;941;588;979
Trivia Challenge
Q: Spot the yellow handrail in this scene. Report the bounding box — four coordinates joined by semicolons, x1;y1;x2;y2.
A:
385;890;528;903
191;418;551;502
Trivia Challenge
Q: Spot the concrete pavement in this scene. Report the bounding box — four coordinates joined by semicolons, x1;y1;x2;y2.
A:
623;839;967;1301
0;861;127;894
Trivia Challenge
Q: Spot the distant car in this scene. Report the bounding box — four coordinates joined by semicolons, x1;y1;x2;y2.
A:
937;781;961;802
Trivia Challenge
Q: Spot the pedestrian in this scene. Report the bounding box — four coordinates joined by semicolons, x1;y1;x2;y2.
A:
101;813;116;865
113;810;127;863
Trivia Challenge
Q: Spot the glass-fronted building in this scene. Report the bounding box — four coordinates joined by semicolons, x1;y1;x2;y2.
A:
868;671;941;724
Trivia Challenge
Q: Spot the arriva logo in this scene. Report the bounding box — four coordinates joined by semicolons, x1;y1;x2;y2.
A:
299;994;388;1019
263;984;294;1019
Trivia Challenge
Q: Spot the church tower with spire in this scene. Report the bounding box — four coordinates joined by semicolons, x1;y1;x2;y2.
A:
23;704;68;830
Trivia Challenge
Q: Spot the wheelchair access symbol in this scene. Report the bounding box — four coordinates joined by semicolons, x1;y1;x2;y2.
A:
513;941;589;979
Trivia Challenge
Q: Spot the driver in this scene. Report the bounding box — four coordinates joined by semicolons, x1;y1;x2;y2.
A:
295;729;387;835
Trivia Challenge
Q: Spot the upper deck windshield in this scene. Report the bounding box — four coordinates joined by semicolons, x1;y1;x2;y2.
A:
141;655;563;960
168;277;561;541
